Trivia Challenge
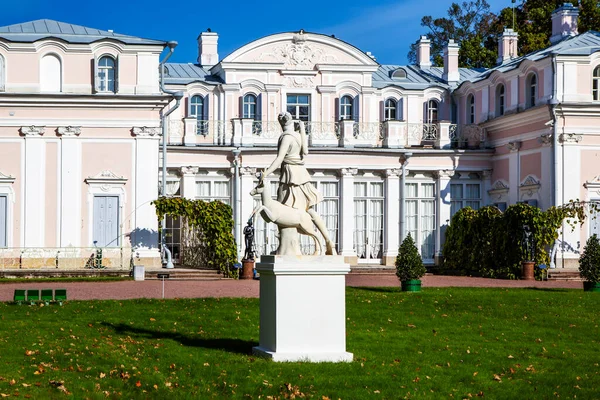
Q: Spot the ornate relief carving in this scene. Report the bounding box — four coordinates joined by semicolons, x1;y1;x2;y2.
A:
20;126;45;136
284;76;315;88
436;170;455;179
481;170;493;179
132;126;160;137
385;168;401;178
539;134;553;146
240;166;256;176
520;175;541;197
85;170;127;191
559;133;582;143
253;34;339;69
180;166;199;175
340;167;358;177
506;141;521;152
57;126;82;136
488;179;509;200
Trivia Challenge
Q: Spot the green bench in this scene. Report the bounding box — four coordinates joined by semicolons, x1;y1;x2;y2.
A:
13;289;67;305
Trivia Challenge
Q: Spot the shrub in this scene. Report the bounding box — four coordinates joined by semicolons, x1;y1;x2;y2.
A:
579;235;600;283
395;234;426;281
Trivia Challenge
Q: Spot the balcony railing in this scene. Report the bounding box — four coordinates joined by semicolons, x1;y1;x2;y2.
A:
171;118;487;149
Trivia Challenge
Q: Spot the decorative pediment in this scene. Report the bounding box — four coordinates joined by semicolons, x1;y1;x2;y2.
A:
584;175;600;196
0;171;15;184
488;179;509;200
132;126;160;137
520;175;541;196
20;126;45;136
85;170;127;187
57;126;81;136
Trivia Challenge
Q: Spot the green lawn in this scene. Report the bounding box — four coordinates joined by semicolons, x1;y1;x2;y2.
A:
0;288;598;399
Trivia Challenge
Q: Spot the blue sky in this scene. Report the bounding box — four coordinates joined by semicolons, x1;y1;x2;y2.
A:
2;0;512;65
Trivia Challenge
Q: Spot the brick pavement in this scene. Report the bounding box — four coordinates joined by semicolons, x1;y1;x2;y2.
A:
0;274;583;302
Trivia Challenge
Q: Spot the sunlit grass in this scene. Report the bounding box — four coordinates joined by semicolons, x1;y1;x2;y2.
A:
0;287;598;399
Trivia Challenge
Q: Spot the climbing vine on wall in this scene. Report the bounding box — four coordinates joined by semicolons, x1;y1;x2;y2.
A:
153;197;237;278
442;201;599;279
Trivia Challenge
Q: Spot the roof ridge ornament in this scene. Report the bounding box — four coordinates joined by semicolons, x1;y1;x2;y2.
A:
293;30;307;44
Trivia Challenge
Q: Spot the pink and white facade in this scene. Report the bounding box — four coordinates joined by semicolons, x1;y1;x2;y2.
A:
1;2;598;270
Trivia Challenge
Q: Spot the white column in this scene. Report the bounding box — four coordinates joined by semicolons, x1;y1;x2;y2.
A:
436;170;453;265
507;141;521;204
58;128;81;247
339;168;357;264
132;128;161;258
180;166;199;200
22;126;46;247
539;134;553;209
559;133;582;267
383;168;400;266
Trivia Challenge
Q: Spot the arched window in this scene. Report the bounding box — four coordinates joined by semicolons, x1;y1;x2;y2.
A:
468;94;475;124
384;98;397;121
426;99;438;124
0;54;5;92
40;54;62;92
190;95;204;118
340;95;353;120
243;94;257;119
97;56;116;93
527;73;537;108
391;68;407;79
496;84;505;116
593;66;600;101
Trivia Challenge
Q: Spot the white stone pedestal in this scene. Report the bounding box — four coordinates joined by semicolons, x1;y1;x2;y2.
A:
252;255;353;362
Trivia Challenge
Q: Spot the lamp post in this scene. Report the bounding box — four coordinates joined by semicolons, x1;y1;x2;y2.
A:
399;152;413;243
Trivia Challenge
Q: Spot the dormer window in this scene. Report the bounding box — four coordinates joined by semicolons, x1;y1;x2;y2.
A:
95;55;117;93
496;84;505;116
527;73;537;108
391;68;407;79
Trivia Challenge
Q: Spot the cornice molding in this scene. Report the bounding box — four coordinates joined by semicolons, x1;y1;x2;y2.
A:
57;126;82;136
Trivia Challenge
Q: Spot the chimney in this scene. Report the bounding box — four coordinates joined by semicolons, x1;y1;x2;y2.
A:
443;40;460;85
497;28;519;65
198;30;219;67
417;36;431;69
550;3;579;44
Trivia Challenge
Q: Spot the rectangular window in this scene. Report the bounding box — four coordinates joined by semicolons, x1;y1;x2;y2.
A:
591;201;600;238
196;180;231;205
287;94;310;122
354;181;384;261
164;215;181;264
299;181;339;255
0;195;6;247
450;182;481;217
93;196;119;247
493;202;507;212
406;182;436;260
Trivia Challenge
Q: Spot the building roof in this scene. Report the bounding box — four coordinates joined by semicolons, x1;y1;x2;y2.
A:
372;64;448;90
163;63;223;85
0;19;166;46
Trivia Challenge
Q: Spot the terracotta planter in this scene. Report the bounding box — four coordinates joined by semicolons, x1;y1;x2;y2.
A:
521;261;535;281
241;259;255;280
583;281;600;292
401;279;422;292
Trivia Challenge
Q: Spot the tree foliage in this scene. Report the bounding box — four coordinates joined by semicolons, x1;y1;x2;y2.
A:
409;0;600;69
153;197;238;278
442;201;597;279
579;234;600;283
395;234;427;281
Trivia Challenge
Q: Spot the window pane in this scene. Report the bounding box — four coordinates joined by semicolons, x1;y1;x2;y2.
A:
406;183;418;198
370;182;384;198
450;184;463;200
466;201;480;210
321;182;338;197
466;184;480;199
421;183;435;198
196;181;210;197
214;182;230;197
354;182;367;197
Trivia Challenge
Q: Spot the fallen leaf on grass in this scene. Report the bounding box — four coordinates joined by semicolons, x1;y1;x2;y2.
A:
493;374;502;382
24;350;34;356
473;372;478;377
0;394;9;398
135;381;142;388
8;380;15;386
21;384;30;388
99;373;106;379
508;355;514;359
407;324;416;328
150;318;156;322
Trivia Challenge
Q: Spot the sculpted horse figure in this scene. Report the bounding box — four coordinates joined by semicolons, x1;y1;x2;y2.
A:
250;180;322;256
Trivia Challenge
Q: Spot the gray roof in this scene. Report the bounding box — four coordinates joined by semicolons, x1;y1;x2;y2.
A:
0;19;166;45
372;64;448;90
164;63;223;85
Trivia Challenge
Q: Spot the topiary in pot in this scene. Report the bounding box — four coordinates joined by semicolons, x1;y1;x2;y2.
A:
395;234;427;292
579;234;600;292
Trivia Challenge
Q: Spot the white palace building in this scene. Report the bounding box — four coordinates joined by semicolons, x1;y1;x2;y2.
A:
0;3;599;269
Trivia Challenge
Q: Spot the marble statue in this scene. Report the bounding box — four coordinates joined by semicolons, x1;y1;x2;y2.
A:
252;111;337;256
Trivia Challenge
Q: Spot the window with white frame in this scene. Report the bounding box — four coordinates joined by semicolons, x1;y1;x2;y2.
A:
354;181;384;261
253;180;280;257
496;84;505;116
92;196;119;247
97;56;116;93
450;182;481;216
0;195;7;248
243;94;257;119
340;95;353;120
190;95;210;135
299;181;339;255
40;54;62;92
287;94;310;122
384;98;397;121
527;73;537;108
406;182;436;260
426;99;439;124
0;54;5;92
468;94;475;124
196;179;231;205
593;66;600;101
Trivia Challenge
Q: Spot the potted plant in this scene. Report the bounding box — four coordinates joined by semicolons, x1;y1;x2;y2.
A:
395;234;427;292
579;234;600;292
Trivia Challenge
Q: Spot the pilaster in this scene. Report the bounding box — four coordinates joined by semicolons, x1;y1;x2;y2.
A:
339;167;358;264
21;126;46;247
383;168;401;266
180;166;199;200
436;170;453;265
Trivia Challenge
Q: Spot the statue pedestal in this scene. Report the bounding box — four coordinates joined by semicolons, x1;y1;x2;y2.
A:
252;255;353;362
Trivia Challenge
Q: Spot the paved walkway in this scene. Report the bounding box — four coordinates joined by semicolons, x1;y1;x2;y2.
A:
0;275;583;302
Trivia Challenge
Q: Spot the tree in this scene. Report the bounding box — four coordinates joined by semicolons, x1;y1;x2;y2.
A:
395;234;426;282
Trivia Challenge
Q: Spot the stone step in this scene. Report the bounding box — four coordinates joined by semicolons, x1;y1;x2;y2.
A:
547;269;583;281
349;266;396;275
144;268;228;280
